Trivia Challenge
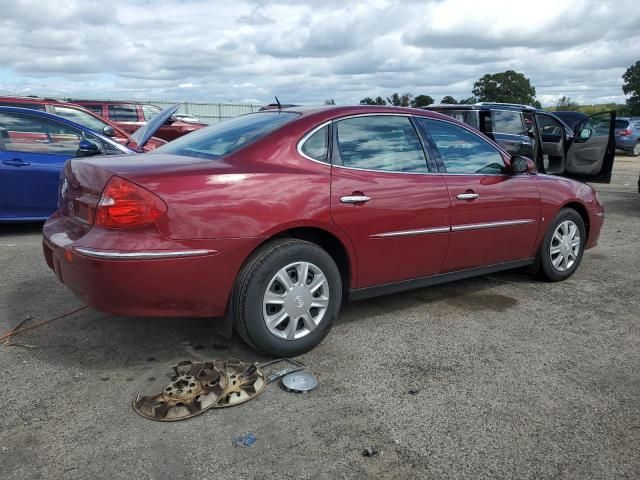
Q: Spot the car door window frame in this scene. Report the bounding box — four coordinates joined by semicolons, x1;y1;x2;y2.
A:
416;117;509;176
328;113;434;174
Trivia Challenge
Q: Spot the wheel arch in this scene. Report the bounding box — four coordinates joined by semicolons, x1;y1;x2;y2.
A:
560;200;590;242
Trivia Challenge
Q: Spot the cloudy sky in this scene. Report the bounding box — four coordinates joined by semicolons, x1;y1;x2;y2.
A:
0;0;638;106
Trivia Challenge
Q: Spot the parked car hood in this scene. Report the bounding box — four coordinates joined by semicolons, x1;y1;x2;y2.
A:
130;104;180;148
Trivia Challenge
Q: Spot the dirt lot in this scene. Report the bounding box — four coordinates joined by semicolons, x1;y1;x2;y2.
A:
1;156;638;480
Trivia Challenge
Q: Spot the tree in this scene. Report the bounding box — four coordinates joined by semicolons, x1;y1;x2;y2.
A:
386;92;412;107
622;60;640;115
411;94;434;108
458;96;477;104
324;98;335;105
472;70;537;105
360;96;386;105
554;96;579;110
440;95;458;104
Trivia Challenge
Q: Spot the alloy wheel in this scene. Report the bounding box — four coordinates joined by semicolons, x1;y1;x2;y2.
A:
549;220;581;272
262;261;329;340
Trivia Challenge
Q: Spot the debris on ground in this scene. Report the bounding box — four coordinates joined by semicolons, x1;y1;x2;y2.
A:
408;389;419;395
362;447;379;457
133;358;314;421
1;306;87;347
232;432;257;448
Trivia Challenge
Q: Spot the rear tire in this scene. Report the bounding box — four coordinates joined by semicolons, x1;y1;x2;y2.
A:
232;239;342;357
538;209;586;282
629;142;640;157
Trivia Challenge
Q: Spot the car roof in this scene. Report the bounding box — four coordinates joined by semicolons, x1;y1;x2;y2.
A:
426;102;539;112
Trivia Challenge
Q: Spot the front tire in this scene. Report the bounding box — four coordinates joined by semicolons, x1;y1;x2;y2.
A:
538;209;586;282
233;239;342;357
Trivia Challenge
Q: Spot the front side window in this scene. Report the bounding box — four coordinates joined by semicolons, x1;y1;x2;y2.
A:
335;115;427;173
53;106;108;133
156;111;298;159
108;105;138;122
300;125;328;163
0;112;104;155
417;118;505;174
491;110;525;135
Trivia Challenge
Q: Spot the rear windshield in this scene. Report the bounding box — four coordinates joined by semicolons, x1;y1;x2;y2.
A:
615;120;629;129
155;111;299;159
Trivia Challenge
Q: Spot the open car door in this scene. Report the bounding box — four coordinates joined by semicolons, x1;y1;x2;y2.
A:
565;111;616;183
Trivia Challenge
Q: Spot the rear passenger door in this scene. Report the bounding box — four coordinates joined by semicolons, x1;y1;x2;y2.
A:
107;104;142;134
416;117;540;272
565;112;616;183
329;114;451;288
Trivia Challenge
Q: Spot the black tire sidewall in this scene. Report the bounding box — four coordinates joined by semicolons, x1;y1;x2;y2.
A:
238;240;342;357
539;209;586;281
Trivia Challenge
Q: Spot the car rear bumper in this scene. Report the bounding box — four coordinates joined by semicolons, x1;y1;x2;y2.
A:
42;212;258;318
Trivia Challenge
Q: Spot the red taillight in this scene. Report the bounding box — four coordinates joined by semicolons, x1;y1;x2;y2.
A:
94;176;167;228
617;129;632;136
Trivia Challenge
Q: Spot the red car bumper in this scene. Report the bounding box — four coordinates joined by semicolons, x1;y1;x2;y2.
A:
42;213;258;318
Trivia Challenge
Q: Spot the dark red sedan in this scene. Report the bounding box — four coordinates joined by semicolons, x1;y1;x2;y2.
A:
42;106;605;356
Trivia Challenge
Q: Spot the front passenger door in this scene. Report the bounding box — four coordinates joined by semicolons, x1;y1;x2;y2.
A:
416;118;541;272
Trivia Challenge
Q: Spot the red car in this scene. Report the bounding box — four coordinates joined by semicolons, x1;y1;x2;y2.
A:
68;100;207;141
0;96;165;152
42;106;605;356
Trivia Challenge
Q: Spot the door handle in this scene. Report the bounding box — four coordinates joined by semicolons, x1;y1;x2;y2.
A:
340;195;371;204
2;158;30;167
456;193;479;200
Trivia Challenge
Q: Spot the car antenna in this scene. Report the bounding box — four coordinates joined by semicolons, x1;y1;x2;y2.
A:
275;96;282;110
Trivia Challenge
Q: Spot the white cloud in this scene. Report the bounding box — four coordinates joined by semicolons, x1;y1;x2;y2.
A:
0;0;637;105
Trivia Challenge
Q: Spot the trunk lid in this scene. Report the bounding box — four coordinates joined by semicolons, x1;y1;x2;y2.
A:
130;104;180;149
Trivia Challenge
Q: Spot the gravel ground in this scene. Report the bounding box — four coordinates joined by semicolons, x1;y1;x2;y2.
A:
1;156;638;479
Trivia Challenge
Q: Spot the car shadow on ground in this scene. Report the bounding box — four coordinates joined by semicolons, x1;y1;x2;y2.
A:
0;222;44;237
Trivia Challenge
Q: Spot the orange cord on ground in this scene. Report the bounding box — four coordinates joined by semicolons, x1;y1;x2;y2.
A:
0;305;88;342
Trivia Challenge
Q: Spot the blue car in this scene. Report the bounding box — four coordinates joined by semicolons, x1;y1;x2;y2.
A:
614;117;640;157
0;105;178;222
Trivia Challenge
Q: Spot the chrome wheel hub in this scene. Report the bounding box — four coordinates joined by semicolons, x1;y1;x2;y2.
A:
550;220;581;272
262;261;329;340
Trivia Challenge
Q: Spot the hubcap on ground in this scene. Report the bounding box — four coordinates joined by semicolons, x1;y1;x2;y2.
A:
262;261;329;340
550;220;581;272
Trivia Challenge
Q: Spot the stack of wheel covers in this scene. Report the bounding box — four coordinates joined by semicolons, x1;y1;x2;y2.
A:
133;359;266;421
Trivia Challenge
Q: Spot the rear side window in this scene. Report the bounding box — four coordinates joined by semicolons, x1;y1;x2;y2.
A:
615;120;629;129
434;110;479;130
299;125;329;163
0;112;104;155
0;102;46;111
335;115;427;173
108;105;138;122
155;111;298;159
83;105;104;116
417;118;505;174
491;110;525;134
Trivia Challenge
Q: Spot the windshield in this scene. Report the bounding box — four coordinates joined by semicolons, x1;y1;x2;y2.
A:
155;111;299;159
53;106;109;133
615;120;629;129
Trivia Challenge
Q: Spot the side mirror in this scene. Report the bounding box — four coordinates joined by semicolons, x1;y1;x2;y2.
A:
102;126;116;137
510;155;536;174
164;117;175;125
578;127;592;140
77;140;101;157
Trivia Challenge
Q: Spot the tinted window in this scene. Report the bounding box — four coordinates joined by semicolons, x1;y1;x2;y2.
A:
53;106;109;132
335;116;427;172
142;105;162;121
108;105;138;122
156;111;298;159
0;102;46;111
300;125;328;163
435;110;479;129
615;120;629;129
418;118;505;174
0;112;104;155
83;105;104;116
491;110;525;134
